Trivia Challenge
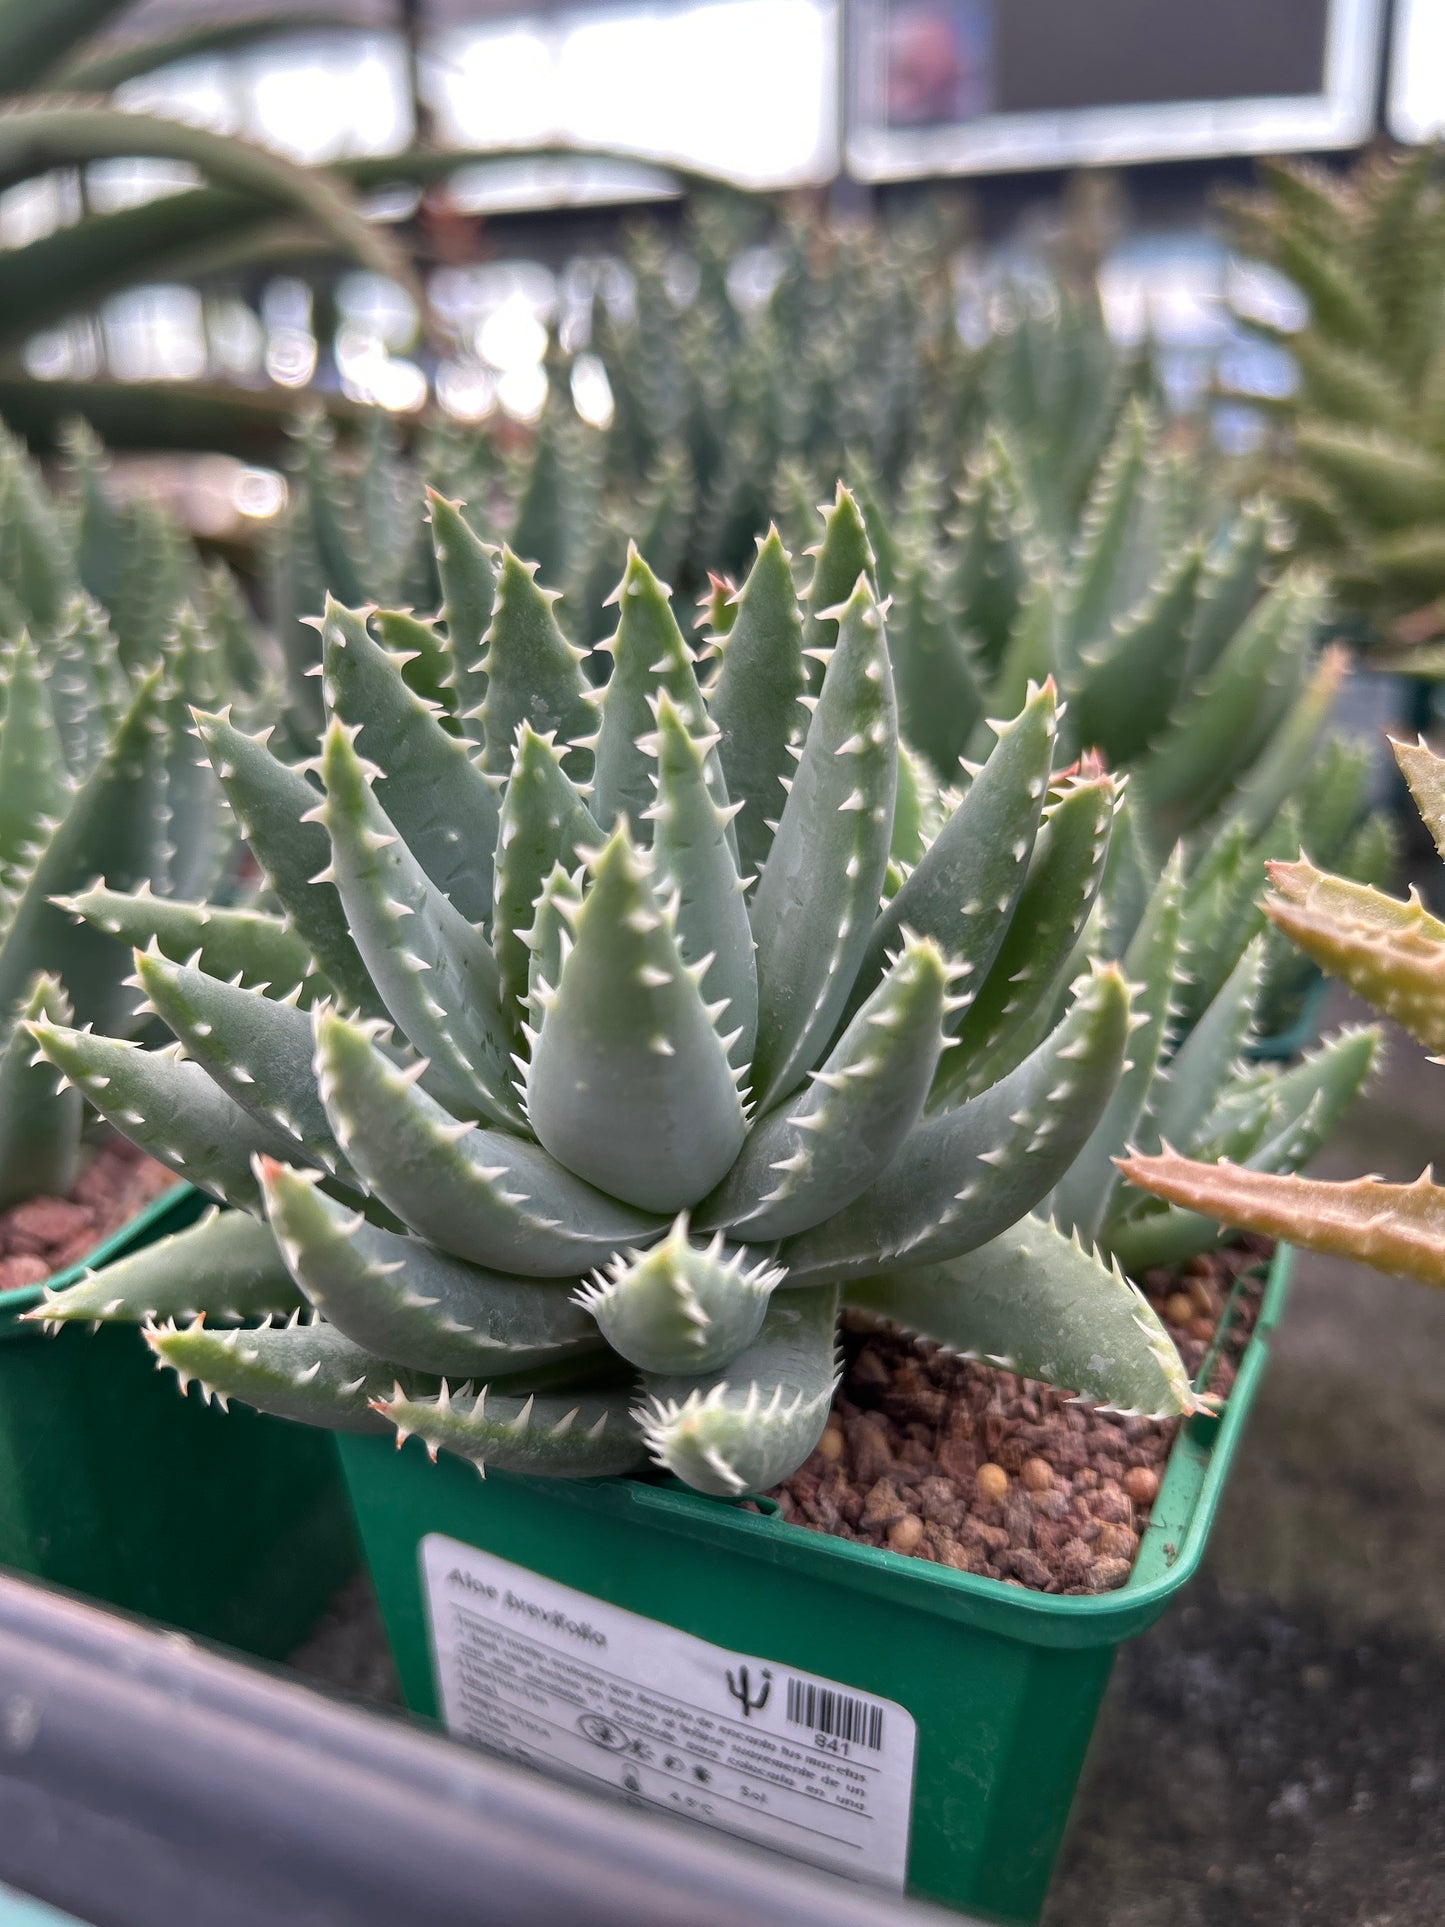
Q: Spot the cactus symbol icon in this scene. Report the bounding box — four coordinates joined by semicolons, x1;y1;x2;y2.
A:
726;1665;772;1717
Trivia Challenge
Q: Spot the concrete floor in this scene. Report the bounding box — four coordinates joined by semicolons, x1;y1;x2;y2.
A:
291;981;1445;1926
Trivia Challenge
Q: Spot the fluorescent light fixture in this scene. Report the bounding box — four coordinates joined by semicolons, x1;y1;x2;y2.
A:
430;0;839;190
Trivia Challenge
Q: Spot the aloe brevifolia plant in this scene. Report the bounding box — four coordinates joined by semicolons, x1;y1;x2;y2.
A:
0;420;243;1212
26;476;1256;1499
1121;734;1445;1288
1221;149;1445;654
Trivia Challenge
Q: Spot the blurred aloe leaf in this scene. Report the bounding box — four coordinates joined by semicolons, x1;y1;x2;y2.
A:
53;12;359;93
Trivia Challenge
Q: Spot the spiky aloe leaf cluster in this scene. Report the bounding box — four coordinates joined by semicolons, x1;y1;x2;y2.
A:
271;207;1152;683
287;365;1391;1045
29;486;1247;1499
871;400;1394;1037
1050;815;1381;1275
1123;735;1445;1288
0;421;268;1210
1221;149;1445;654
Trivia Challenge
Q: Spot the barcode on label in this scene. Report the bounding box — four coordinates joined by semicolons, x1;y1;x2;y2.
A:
785;1677;884;1750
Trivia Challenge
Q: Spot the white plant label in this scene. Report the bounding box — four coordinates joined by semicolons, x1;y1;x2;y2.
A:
421;1532;917;1890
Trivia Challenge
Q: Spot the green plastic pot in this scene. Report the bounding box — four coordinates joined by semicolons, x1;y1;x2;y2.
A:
339;1245;1292;1924
0;1184;358;1659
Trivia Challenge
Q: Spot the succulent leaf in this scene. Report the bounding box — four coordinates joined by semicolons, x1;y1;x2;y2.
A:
848;678;1057;1030
934;765;1115;1101
1133;570;1321;845
192;707;383;1020
948;429;1036;663
705;526;806;883
1063;541;1203;764
1183;501;1283;679
0;975;81;1212
256;1157;600;1377
589;545;724;836
492;725;601;1034
145;1313;403;1432
49;595;126;775
1227;645;1348;842
575;1212;781;1373
317;719;520;1128
1051;850;1184;1241
801;484;876;676
0;665;169;1037
321;597;499;927
476;549;592;783
888;538;983;783
1063;399;1156;658
131;947;348;1180
987;572;1062;728
1117;1156;1445;1290
1110;1025;1381;1271
1264;860;1445;1054
1393;736;1445;861
1144;937;1266;1156
847;1213;1200;1418
426;489;496;731
0;632;68;891
371;609;458;723
31;1208;300;1329
61;884;325;1003
313;1006;666;1275
378;1380;648;1478
526;827;747;1212
156;607;231;903
749;576;897;1109
699;934;947;1241
524;860;584;1033
784;962;1133;1284
638;1284;840;1495
28;1018;292;1211
645;689;758;1072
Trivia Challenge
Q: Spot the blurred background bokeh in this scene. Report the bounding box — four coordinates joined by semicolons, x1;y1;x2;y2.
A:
6;0;1436;502
5;7;1445;1922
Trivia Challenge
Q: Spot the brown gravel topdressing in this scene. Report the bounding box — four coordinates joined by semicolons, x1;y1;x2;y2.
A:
769;1235;1272;1595
0;1140;177;1294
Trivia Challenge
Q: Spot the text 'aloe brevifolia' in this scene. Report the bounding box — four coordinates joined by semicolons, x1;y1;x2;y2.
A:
30;494;1209;1497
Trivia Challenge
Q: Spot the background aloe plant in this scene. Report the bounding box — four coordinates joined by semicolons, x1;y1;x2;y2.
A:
1122;734;1445;1288
1222;148;1445;657
275;384;1394;1040
0;416;259;1209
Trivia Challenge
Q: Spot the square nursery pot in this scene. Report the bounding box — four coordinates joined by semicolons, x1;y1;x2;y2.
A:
0;1185;358;1659
339;1245;1293;1924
